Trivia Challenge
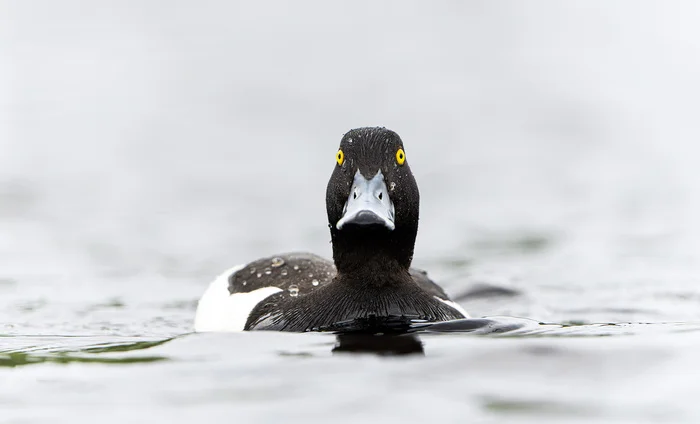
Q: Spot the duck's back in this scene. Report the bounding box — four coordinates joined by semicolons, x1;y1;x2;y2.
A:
194;253;333;332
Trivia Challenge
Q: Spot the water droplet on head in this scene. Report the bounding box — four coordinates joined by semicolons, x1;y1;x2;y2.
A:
242;281;247;286
288;284;299;297
280;269;288;276
312;279;319;286
264;267;272;275
293;265;300;271
249;267;256;274
256;273;261;278
308;273;313;278
271;257;285;268
390;182;396;191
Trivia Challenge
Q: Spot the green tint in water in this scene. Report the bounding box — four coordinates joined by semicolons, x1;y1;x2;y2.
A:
0;351;168;367
0;337;175;367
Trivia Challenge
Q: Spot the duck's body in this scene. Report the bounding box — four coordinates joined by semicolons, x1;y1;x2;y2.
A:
194;127;468;332
194;253;467;332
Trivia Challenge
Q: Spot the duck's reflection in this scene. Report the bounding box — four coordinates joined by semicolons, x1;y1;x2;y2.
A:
333;333;424;356
328;318;508;356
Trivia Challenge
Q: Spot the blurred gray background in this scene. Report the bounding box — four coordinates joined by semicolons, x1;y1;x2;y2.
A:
2;1;700;332
5;2;700;423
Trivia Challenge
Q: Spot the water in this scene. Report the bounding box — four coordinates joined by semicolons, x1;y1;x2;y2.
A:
3;1;700;422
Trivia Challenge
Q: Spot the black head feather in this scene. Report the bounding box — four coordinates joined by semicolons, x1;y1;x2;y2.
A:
326;127;420;274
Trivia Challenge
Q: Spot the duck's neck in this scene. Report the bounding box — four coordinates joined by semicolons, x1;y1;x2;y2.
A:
331;227;415;284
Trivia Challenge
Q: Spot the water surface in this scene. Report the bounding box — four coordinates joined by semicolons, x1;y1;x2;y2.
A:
3;2;700;423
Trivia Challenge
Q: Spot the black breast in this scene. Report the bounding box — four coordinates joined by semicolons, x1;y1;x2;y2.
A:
227;253;463;332
244;271;464;332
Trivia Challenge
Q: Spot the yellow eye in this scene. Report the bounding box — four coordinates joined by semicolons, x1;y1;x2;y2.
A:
336;149;344;166
396;148;406;165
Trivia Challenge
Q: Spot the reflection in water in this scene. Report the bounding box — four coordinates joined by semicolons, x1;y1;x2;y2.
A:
329;317;523;356
329;317;687;357
0;351;168;367
333;333;424;356
414;318;524;334
0;337;175;368
79;338;174;354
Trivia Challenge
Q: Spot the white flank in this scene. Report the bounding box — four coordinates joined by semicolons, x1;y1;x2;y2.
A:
435;296;470;318
194;265;283;332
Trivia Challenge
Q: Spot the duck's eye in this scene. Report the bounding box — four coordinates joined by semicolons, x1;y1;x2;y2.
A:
396;148;406;165
336;149;345;166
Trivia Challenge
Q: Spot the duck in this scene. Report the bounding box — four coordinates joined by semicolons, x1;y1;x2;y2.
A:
194;127;468;332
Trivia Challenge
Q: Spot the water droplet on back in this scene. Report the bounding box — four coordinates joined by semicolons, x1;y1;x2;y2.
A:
249;267;256;274
242;281;247;286
288;284;299;297
256;273;262;278
312;279;319;286
264;267;272;275
280;269;288;276
293;265;300;271
271;257;285;268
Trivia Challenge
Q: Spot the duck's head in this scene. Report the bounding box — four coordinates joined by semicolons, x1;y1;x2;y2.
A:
326;127;419;273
